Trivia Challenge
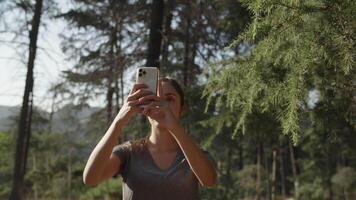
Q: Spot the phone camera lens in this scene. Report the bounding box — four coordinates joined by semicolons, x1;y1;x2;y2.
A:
139;73;142;77
139;69;143;72
143;71;146;75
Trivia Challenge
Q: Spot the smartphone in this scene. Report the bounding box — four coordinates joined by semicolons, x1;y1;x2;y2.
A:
135;67;159;95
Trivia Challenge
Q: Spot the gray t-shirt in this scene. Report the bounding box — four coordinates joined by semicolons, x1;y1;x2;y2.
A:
112;140;213;200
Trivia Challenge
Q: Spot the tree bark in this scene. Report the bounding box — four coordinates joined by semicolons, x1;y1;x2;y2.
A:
67;148;72;200
264;144;271;200
112;3;123;114
289;141;300;200
224;146;233;198
146;0;164;68
9;0;43;199
160;0;174;75
271;150;277;200
48;88;57;133
142;0;164;125
239;135;244;170
106;46;115;125
255;141;262;200
279;141;287;199
183;0;192;87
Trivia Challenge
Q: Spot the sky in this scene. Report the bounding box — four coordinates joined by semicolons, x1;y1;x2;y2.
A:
0;17;71;111
0;1;134;112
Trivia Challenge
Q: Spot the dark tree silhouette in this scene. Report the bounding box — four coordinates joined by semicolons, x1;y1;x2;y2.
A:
9;0;43;199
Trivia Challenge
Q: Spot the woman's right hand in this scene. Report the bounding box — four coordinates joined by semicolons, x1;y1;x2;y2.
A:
114;83;153;126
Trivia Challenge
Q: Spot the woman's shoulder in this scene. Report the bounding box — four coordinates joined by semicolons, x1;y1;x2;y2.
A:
112;141;132;157
113;138;147;153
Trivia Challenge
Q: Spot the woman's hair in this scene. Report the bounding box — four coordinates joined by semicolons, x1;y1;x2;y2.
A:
159;77;185;107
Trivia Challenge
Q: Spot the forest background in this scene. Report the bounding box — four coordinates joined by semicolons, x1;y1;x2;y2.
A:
0;0;355;200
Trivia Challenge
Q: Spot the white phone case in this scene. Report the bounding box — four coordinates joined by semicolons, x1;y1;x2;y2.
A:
135;67;159;94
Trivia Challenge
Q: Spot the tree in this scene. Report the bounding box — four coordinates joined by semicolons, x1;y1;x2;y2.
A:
204;0;355;199
146;0;164;68
204;0;355;144
9;0;44;199
58;0;148;124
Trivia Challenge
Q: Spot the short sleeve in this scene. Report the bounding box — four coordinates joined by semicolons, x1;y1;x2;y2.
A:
112;141;132;176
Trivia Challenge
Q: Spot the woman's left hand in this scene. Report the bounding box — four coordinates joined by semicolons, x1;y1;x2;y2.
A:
140;96;179;131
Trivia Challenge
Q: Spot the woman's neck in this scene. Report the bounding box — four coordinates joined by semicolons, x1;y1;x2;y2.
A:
148;125;179;152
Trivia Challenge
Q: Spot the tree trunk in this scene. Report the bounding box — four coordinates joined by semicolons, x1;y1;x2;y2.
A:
48;88;57;133
9;0;43;199
255;142;262;200
224;146;233;198
142;0;164;125
33;151;38;200
264;144;271;200
160;0;174;75
106;20;118;124
289;141;300;200
114;48;120;116
183;0;192;87
239;135;244;170
326;148;334;200
279;141;287;199
113;6;123;114
67;149;72;200
146;0;164;68
106;67;114;124
271;150;277;200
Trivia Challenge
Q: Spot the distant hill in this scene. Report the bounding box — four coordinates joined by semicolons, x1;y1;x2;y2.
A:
0;105;20;131
0;104;102;133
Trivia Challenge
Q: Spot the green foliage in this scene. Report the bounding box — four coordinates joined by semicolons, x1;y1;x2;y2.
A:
80;179;122;200
236;164;268;198
298;177;324;200
25;132;78;199
0;132;13;198
331;167;356;190
204;0;355;143
332;167;356;199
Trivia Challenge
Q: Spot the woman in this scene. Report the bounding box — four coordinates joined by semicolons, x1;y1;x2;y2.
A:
83;77;217;200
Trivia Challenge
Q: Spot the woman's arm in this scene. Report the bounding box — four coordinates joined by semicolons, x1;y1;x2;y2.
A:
82;120;123;185
83;84;152;186
169;124;217;187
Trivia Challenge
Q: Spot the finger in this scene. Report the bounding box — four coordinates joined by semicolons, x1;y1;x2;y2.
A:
127;89;153;101
142;102;159;114
128;98;155;108
149;100;169;108
127;100;141;107
130;106;144;113
142;102;167;117
138;95;161;103
142;104;153;116
157;81;163;97
129;83;148;95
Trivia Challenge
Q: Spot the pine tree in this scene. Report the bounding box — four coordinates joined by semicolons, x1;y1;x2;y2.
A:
203;0;355;199
204;0;355;143
58;0;148;124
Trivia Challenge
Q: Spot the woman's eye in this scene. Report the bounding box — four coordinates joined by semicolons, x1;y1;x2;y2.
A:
167;97;175;102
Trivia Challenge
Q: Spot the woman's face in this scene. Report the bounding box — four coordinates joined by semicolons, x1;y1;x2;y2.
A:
158;80;183;120
146;80;183;127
